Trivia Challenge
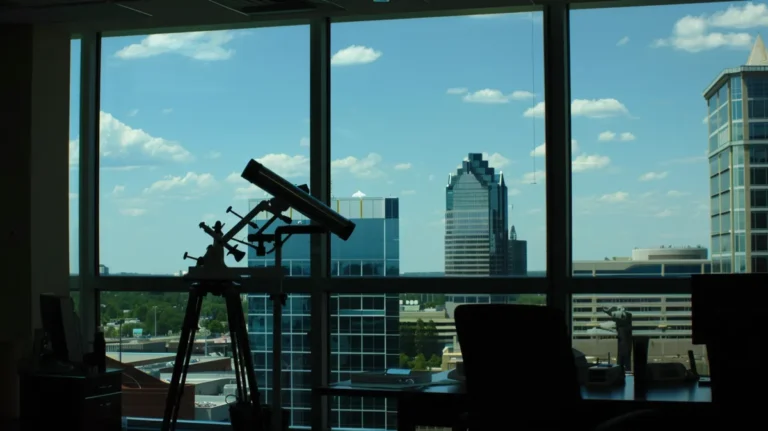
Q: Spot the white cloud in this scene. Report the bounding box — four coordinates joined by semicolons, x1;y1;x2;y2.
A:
256;154;310;178
162;108;173;114
510;90;535;100
655;209;675;218
115;31;236;60
508;188;521;196
70;112;193;168
598;131;616;141
428;174;435;181
401;190;417;196
639;171;669;181
667;190;690;197
619;132;636;141
207;151;221;159
572;154;611;172
120;208;146;217
352;190;366;198
69;193;78;200
530;140;579;157
332;153;385;179
394;163;412;171
617;36;630;46
598;131;636;141
524;98;629;118
143;172;217;196
599;191;629;203
652;3;764;52
460;89;534;104
331;45;382;66
299;137;310;147
128;109;139;117
226;172;266;200
110;185;125;197
446;87;468;95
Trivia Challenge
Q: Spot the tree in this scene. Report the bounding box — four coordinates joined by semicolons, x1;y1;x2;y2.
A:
516;294;546;306
400;322;416;358
398;353;410;368
427;354;441;369
414;319;441;358
207;319;226;334
410;353;427;371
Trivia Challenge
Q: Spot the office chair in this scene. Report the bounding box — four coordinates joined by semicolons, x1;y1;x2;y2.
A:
454;304;697;431
455;304;583;430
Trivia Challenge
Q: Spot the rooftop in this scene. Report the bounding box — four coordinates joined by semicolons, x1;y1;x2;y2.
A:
704;34;768;96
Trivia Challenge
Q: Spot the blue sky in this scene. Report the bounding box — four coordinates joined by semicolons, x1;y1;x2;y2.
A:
68;2;767;275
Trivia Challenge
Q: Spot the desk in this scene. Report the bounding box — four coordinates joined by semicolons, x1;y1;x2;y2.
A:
20;368;123;431
316;373;711;431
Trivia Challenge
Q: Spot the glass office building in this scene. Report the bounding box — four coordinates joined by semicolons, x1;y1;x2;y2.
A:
247;197;400;429
705;35;768;273
444;153;508;276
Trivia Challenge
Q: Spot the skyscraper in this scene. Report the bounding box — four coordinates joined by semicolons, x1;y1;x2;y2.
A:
705;35;768;273
508;226;528;276
444;153;508;276
247;196;400;429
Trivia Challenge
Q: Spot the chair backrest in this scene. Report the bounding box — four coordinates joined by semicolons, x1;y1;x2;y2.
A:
455;304;582;427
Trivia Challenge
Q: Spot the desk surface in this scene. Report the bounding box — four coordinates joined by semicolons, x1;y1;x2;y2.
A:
319;372;711;403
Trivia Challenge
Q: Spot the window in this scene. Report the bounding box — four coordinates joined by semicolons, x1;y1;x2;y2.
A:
70;39;80;275
572;294;709;375
98;27;309;275
331;13;545;278
98;291;260;425
571;5;711;274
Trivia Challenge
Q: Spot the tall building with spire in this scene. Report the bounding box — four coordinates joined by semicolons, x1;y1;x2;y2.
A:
444;153;508;276
704;34;768;273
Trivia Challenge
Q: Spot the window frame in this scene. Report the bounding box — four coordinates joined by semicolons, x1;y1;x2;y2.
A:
70;2;701;430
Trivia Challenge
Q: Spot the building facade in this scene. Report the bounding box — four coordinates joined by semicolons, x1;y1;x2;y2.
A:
247;197;400;430
507;226;528;276
571;246;710;342
705;35;768;273
444;153;508;276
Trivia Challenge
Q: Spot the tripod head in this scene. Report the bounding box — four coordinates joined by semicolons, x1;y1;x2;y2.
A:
182;187;309;274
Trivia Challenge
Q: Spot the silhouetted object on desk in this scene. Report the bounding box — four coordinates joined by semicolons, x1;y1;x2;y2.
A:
602;306;633;372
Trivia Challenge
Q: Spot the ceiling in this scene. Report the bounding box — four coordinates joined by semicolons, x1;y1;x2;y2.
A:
0;0;718;34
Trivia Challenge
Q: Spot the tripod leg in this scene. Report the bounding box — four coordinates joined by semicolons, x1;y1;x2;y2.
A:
162;289;203;431
226;289;266;431
172;290;204;428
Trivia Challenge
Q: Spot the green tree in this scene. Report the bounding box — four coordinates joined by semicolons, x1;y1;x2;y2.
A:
207;319;226;334
398;353;411;368
516;294;546;306
410;353;427;371
400;322;416;357
414;319;441;358
427;354;442;369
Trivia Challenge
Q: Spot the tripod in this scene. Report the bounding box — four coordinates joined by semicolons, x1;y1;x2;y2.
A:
161;280;264;431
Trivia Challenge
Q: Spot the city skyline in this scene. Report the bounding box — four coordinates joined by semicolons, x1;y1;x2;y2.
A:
67;2;766;275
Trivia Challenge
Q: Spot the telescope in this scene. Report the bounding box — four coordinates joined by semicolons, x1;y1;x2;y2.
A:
241;159;356;241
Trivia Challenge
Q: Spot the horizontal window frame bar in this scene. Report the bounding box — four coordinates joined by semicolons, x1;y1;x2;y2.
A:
93;275;693;295
77;0;720;37
570;277;691;295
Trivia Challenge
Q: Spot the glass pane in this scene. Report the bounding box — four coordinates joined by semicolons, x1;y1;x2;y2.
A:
101;291;266;425
331;12;546;278
571;4;747;274
98;27;309;275
70;39;80;275
330;293;544;429
572;294;709;375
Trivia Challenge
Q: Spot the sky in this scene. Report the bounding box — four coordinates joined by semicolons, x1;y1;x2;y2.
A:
67;1;766;275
